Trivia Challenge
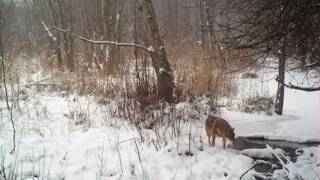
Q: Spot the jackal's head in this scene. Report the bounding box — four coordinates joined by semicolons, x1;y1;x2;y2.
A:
228;128;235;142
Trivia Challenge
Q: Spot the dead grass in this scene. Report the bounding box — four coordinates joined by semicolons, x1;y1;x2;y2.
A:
39;43;256;100
168;45;248;100
34;44;258;129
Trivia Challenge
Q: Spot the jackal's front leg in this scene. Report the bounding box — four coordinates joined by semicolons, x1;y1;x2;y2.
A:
222;136;226;149
206;128;211;146
207;135;211;146
211;132;216;146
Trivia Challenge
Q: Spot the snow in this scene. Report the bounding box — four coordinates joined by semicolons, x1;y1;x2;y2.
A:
240;145;320;180
0;93;254;179
240;145;284;159
0;61;319;179
159;45;165;50
273;147;320;180
147;46;155;53
227;70;320;143
41;21;56;42
159;68;166;74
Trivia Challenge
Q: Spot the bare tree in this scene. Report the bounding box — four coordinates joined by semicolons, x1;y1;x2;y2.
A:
48;0;63;70
56;0;75;72
140;0;175;102
0;0;16;153
224;0;320;115
202;0;226;65
48;0;175;102
274;0;288;115
103;0;125;74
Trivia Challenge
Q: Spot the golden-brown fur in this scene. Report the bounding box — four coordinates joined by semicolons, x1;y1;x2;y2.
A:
205;115;235;149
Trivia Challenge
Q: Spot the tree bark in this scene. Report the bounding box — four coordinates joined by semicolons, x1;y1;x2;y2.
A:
275;45;286;115
142;0;175;103
57;0;74;72
203;0;226;67
48;0;63;70
105;0;124;74
199;0;206;48
275;0;288;115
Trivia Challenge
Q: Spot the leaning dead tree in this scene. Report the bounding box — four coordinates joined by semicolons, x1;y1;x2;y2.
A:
50;0;175;103
141;0;175;103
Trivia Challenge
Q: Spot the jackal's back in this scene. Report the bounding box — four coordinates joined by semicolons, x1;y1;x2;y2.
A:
205;115;235;141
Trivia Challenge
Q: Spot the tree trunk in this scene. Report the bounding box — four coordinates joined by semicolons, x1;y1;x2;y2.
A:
54;36;63;70
224;0;231;40
275;47;286;115
48;0;63;70
103;0;124;74
203;0;226;67
142;0;175;103
174;0;179;36
275;0;288;115
199;0;206;48
66;35;74;72
57;0;74;72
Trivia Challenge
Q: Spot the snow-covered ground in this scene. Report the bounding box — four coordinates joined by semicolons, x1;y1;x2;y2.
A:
227;70;320;143
0;94;254;180
0;65;319;179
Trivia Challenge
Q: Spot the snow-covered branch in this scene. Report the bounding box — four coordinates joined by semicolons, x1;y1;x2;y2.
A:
41;21;56;41
51;26;152;53
24;0;56;41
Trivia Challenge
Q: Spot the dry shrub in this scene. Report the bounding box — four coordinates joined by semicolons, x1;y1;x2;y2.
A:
40;44;256;105
241;72;258;79
135;78;158;107
39;56;54;72
240;93;274;115
224;48;258;71
35;44;259;131
168;45;239;101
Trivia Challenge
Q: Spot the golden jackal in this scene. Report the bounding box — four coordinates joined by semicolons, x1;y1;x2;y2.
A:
205;115;235;149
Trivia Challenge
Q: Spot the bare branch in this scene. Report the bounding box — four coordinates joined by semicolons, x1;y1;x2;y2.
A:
286;62;320;71
51;26;152;53
24;0;56;41
184;3;200;8
240;160;271;179
41;21;56;41
276;77;320;91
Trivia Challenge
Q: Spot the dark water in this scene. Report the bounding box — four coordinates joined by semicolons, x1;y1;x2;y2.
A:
232;136;320;157
231;137;320;175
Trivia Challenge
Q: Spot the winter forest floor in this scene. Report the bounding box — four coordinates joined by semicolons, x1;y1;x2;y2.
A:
0;58;319;180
